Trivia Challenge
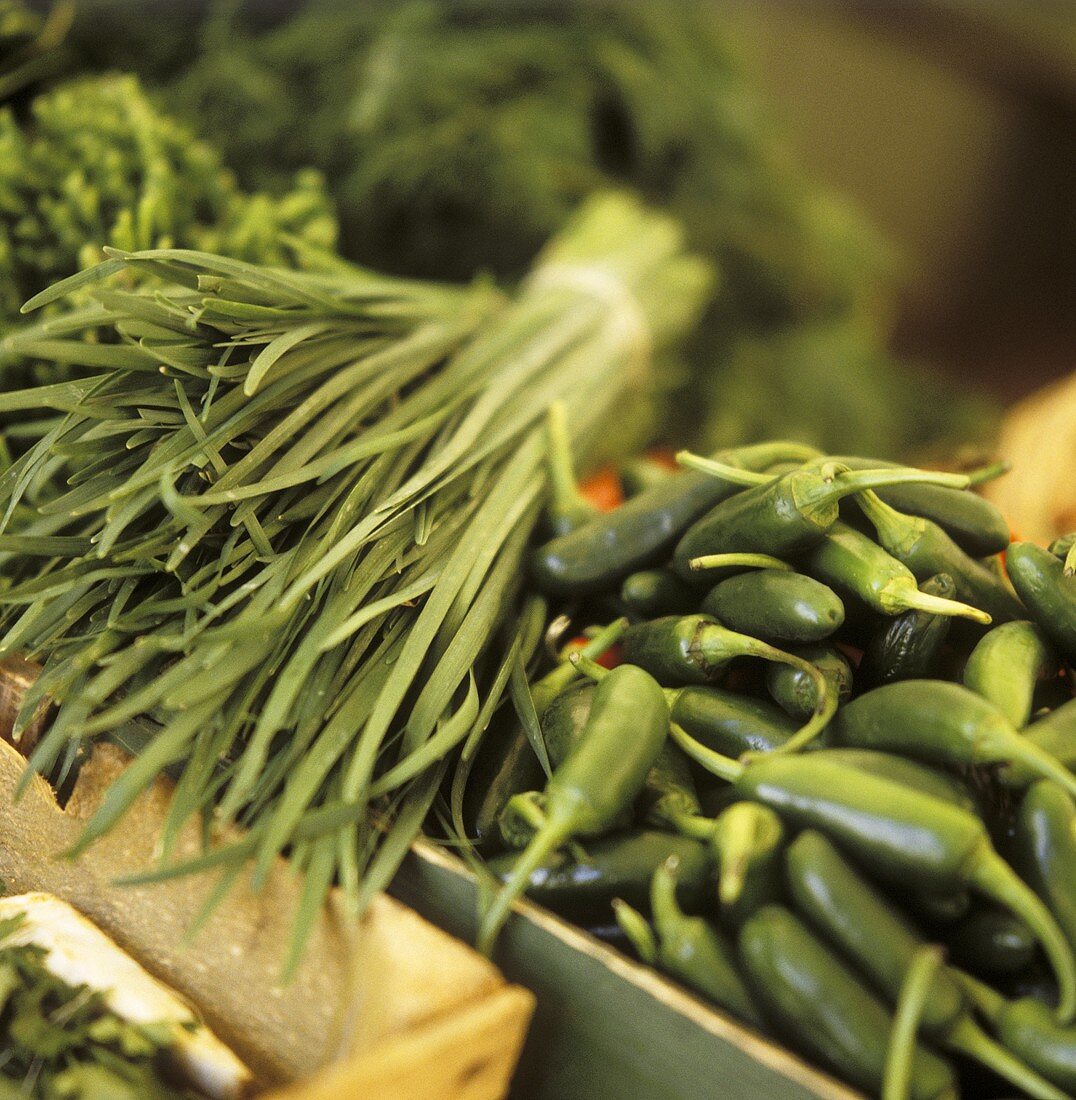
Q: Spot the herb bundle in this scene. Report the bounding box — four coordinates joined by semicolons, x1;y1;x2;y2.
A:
0;193;710;964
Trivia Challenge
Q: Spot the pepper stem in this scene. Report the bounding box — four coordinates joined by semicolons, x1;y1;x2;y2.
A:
668;722;743;782
534;617;627;712
834;466;971;495
675;453;773;486
946;1015;1067;1100
965;459;1011;487
667;810;718;841
715;637;834;754
991;731;1076;802
477;810;575;955
968;845;1076;1024
1065;541;1076;577
612;899;658;965
650;855;687;939
949;968;1006;1025
569;652;610;683
687;553;793;573
883;944;944;1100
885;579;992;625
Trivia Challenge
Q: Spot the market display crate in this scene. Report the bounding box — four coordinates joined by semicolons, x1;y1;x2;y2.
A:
0;730;534;1100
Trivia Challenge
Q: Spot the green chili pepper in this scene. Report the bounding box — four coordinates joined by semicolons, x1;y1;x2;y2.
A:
478;663;669;953
529;441;816;597
833;679;1076;800
612;898;659;964
672;461;972;575
670;733;1076;1022
463;619;627;845
816;748;978;814
621;614;834;751
855;489;1023;623
1015;780;1076;958
990;996;1076;1094
667;684;796;756
710;802;784;926
739;906;958;1100
486;830;712;923
801;522;991;623
1007;542;1076;664
542;400;601;538
858;573;957;689
619;568;699;620
764;642;852;721
830;455;1012;557
539;681;597;766
1001;699;1076;788
945;908;1036;978
963;619;1056;729
787;831;1067;1099
701;569;845;643
650;856;762;1024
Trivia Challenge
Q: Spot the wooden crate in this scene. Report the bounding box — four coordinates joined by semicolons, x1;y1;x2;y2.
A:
0;733;533;1099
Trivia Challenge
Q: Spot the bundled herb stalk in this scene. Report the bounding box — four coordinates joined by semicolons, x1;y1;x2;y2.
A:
0;193;711;964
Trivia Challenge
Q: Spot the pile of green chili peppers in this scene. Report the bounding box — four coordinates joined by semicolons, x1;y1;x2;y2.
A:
459;426;1076;1100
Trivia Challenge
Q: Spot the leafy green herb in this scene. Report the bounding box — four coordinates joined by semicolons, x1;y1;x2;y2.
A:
0;192;710;967
0;916;199;1099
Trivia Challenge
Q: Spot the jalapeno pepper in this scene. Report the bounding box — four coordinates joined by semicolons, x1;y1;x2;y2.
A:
786;831;1067;1099
710;802;784;926
485;830;712;923
801;522;991;623
830;455;1012;557
620;614;834;751
667;734;1076;1021
738;906;958;1100
701;569;845;644
463;618;627;846
991;996;1076;1094
858;573;957;689
1015;780;1076;958
945;907;1037;978
764;642;852;721
832;679;1076;800
672;461;972;576
477;662;669;953
817;748;978;814
1007;542;1076;664
1001;698;1076;788
650;856;762;1024
530;441;817;597
668;684;796;756
619;568;699;620
856;489;1023;623
963;619;1056;729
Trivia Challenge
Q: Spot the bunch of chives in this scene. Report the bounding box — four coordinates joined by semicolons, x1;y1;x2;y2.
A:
0;193;711;965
